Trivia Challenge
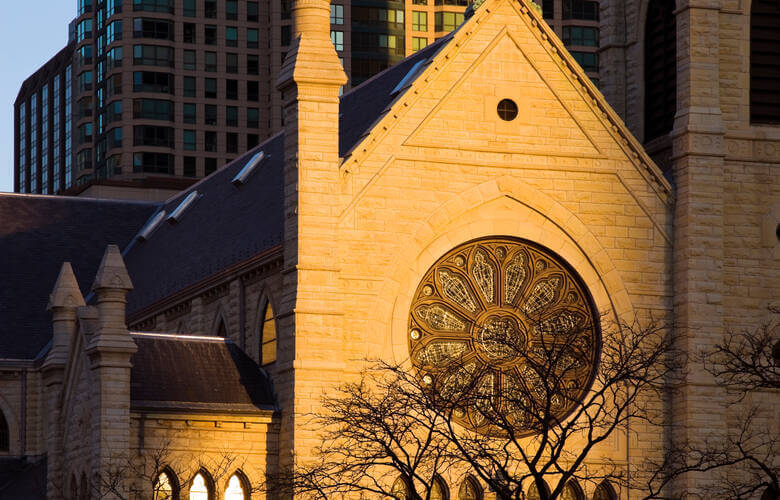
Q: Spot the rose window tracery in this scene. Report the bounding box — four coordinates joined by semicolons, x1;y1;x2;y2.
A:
408;237;600;435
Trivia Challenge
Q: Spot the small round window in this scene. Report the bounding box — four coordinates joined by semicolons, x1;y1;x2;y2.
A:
497;99;518;121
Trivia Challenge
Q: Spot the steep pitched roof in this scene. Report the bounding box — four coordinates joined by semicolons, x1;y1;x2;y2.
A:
123;42;451;317
123;134;285;316
130;333;275;412
339;35;452;158
0;195;159;359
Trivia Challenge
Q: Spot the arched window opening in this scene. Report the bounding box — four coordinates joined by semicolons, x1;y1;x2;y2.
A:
562;479;584;500
458;476;482;500
154;469;178;500
751;0;780;124
79;472;89;500
259;298;277;365
216;318;227;338
392;476;411;499
224;472;249;500
644;0;677;142
431;476;449;500
189;471;212;500
0;409;9;451
592;480;617;500
761;486;778;500
527;480;550;500
70;474;79;500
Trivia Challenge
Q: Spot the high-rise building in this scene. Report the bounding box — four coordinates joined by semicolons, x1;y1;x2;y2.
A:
540;0;599;83
13;0;599;199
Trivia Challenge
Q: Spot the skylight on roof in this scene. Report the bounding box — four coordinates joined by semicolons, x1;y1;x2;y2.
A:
137;210;167;241
232;151;266;187
167;191;199;224
391;60;426;96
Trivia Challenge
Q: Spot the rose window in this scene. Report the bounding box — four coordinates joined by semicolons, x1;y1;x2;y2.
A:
408;237;600;435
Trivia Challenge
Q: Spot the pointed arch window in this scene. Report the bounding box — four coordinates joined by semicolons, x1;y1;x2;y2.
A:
431;476;449;500
259;298;277;365
79;473;89;500
392;476;411;499
592;480;617;500
224;472;249;500
562;480;584;500
216;319;227;338
527;480;550;500
0;409;8;451
751;0;780;123
189;472;213;500
154;469;178;500
70;474;79;500
644;0;677;142
458;476;482;500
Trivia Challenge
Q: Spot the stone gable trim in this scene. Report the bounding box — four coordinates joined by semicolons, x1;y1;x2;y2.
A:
403;27;605;158
341;0;672;203
131;401;277;415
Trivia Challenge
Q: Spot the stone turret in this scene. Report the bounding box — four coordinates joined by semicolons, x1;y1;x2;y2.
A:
275;0;348;479
45;262;85;369
44;262;85;500
86;245;137;499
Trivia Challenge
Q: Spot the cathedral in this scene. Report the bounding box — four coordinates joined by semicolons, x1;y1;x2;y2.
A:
0;0;777;498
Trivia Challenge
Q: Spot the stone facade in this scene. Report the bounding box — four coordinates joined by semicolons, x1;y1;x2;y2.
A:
0;0;777;498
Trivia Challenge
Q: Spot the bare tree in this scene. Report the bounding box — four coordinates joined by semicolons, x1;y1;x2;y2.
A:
85;441;262;500
267;368;458;499
272;310;683;500
639;309;779;500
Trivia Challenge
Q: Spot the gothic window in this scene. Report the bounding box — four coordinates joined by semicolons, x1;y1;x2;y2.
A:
154;469;178;500
0;409;8;451
458;476;482;500
392;476;411;499
644;0;676;142
761;486;778;500
216;318;227;337
527;480;550;500
431;476;449;500
70;474;78;500
224;472;249;500
79;473;89;500
562;480;584;500
408;238;600;436
189;471;213;500
592;480;617;500
751;0;780;124
259;298;277;365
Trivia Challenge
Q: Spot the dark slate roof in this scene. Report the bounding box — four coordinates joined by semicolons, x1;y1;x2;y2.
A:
0;457;47;500
339;35;451;158
130;333;275;411
123;133;285;316
124;39;451;316
0;195;159;359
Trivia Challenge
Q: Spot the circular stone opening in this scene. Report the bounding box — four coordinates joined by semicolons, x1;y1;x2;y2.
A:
497;99;518;121
408;237;601;436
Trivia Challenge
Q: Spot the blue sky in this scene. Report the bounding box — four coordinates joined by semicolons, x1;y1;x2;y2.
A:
0;1;75;193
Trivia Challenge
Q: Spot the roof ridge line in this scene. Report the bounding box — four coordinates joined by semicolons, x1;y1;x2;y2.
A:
0;191;160;205
131;332;232;343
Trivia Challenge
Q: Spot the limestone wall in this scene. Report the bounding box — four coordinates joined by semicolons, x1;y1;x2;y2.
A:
126;411;279;499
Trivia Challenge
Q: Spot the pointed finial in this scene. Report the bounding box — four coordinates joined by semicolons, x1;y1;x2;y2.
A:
48;262;86;311
91;245;133;292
